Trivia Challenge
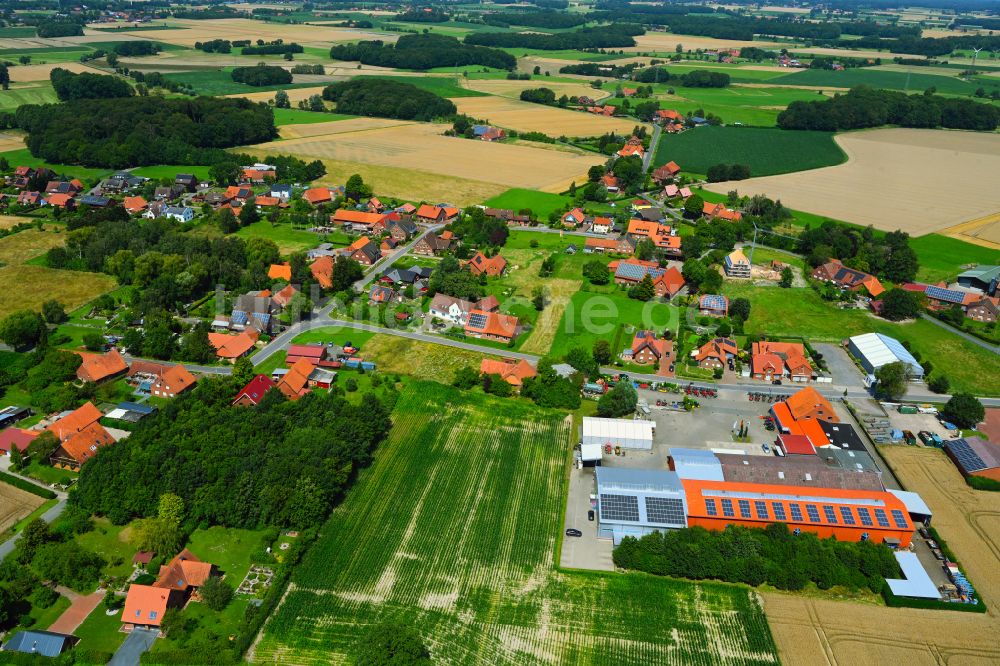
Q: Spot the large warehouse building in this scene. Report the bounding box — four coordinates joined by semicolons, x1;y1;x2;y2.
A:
582;416;655;450
595;467;687;543
847;333;924;379
944;437;1000;481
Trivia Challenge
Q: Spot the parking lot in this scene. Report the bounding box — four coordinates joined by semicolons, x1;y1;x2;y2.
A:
886;410;958;445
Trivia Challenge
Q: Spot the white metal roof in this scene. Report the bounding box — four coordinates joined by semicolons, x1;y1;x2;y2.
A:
580;443;603;461
669;448;725;481
582;417;654;441
889;490;932;517
105;408;128;420
849;333;922;374
886;552;940;599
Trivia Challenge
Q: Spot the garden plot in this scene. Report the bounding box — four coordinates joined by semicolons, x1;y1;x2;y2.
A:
0;482;45;533
452;95;642;137
253;383;779;666
764;445;1000;665
706;128;1000;235
248;121;601;194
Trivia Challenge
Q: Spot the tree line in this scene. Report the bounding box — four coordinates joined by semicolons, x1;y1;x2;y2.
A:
231;64;292;86
242;41;304;56
798;221;919;283
322;78;457;121
819;33;1000;57
50;67;134;101
613;523;900;592
196;39;252;53
72;376;393;528
14;96;277;168
330;33;515;71
465;23;642;50
777;85;999;132
484;10;588;29
35;20;84;38
633;67;730;88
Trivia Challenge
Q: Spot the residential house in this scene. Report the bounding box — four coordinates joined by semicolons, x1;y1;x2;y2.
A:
150;364;197;398
78;195;111;208
586;105;616;116
752;341;812;382
702;202;742;222
612;258;663;287
277;358;312;400
387;217;418;242
272;283;300;309
369;285;400;304
415;204;459;224
484;208;530;225
347;236;381;265
617;139;645;158
302;187;333;206
906;283;979;311
153;184;185;201
626;219;681;257
472;125;505;141
232;375;276;406
662;184;692;199
45;180;83;196
310;255;335;289
121;585;180;628
307;243;336;260
381;266;432;287
331;209;387;235
208;331;258;361
271;184;292;201
464;310;520;343
367;197;385;213
591;216;613;234
480;358;537;391
652;162;681;184
467;251;507;277
693;337;738;370
76;348;128;383
654;266;685;299
174;174;199;191
123;196;147;214
231;292;277;333
723;249;751;278
634;206;664;223
98;172;144;193
163;206;195;223
585;237;634;255
783;386;839;423
46;193;75;210
413;232;452;256
49;420;115;471
811;259;884;297
627;330;674;373
654;109;684;124
698;294;729;317
17;191;42;206
968;296;1000;323
601;173;620;192
381;238;397;253
144;201;166;219
224;185;254;204
429;293;477;325
242;164;276;183
268;263;292;281
254;195;281;208
561;208;586;228
0;428;38;457
0;630;78;658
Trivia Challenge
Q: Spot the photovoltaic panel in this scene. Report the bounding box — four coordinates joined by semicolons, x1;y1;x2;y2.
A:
789;503;803;521
705;498;718;516
600;493;639;522
738;499;752;518
805;505;821;523
700;294;727;311
823;505;838;524
645;497;686;525
721;498;735;517
772;502;787;521
754;500;769;520
890;509;909;529
467;312;488;329
946;439;988;473
925;285;967;305
874;508;890;528
839;506;856;525
857;507;874;526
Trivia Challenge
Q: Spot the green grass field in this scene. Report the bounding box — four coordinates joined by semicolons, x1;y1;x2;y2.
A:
362;74;487;98
909;234;1000;284
162;70;321;96
272;108;354;126
652;86;829;127
483;188;572;218
130;164;212;181
772;67;993;96
0;47;92;63
0;148;112;180
0;26;37;37
254;383;778;665
291;327;375;348
721;283;1000;395
234;221;338;254
0;84;58;111
655;126;846;177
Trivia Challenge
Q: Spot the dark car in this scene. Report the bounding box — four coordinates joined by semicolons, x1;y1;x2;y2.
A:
588;510;595;521
565;528;583;537
772;379;782;385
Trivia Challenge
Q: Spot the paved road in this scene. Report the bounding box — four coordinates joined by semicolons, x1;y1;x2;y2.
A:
920;313;999;355
642;123;662;173
0;498;67;562
108;627;158;666
352;223;443;291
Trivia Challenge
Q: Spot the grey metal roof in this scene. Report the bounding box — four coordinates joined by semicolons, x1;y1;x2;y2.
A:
669;448;725;482
717;452;884;491
886;552;940;599
2;630;74;657
596;466;683;493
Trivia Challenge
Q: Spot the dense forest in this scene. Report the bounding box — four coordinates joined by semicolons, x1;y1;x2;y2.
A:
330;33;515;70
35;20;83;37
559;62;639;78
613;524;900;592
322;78;457;121
633;67;730;88
242;41;304;56
50;68;134;101
15;96;277;168
231;64;293;86
484;9;587;28
112;40;162;56
465;23;642;50
72;378;392;528
778;86;1000;131
820;33;1000;56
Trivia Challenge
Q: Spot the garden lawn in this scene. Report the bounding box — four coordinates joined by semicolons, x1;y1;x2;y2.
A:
550;290;681;360
72;601;127;654
254;383;778;665
130;164;212;181
291;327;375;348
75;518;136;579
910;234;1000;284
23;594;71;632
483;188;572;219
234;221;327;254
654;126;845;177
185;526;271;586
721;283;1000;395
254;350;286;375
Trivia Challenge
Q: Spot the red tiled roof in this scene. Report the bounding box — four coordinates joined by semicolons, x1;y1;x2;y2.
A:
122;584;173;627
123;196;147;213
465;310;519;339
76;348;128;383
233;375;275;405
480;358;537;387
0;428;38;454
47;402;102;439
277;358;313;400
154;548;213;591
310;255;334;289
268;263;292;281
302;187;332;205
55;421;114;466
208;332;256;359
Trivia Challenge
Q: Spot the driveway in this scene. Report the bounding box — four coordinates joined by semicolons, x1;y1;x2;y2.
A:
108;627;158;666
560;466;613;572
48;590;103;634
814;343;866;390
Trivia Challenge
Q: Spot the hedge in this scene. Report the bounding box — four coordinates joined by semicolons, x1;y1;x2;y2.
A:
0;471;57;499
966;475;1000;492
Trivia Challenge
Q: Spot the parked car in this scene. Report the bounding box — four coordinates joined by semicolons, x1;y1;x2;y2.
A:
761;443;770;454
565;528;583;537
588;510;595;521
772;379;782;385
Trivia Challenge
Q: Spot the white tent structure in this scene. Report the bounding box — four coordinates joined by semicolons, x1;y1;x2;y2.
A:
582;417;655;450
847;333;924;379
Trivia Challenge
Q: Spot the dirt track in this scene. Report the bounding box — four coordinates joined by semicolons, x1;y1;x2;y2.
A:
764;445;1000;665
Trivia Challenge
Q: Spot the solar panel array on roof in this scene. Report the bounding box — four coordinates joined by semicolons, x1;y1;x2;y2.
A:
644;497;686;526
231;311;248;326
467;312;488;329
700;294;727;310
600;493;640;522
924;285;968;304
945;438;989;473
615;262;665;281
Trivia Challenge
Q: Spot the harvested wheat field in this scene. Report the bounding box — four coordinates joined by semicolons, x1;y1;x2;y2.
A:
0;215;35;230
942;213;1000;249
453;95;641;136
8;62;104;82
626;33;784;53
462;78;611;102
0;133;24;152
0;482;45;533
764;445;1000;666
706;128;1000;235
250;122;600;194
277;117;410;139
98;18;390;48
225;85;327;105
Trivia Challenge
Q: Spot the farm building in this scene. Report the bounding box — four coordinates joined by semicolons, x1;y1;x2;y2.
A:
944;437;1000;481
848;333;924;379
886;551;940;599
667;448;724;481
582;416;655;451
682;479;915;547
1;631;77;658
595;467;688;544
957;265;999;295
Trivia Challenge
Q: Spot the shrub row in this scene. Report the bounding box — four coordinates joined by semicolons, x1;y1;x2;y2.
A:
0;471;57;499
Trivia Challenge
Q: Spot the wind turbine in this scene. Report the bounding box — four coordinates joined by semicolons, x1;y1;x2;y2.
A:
970;46;983;73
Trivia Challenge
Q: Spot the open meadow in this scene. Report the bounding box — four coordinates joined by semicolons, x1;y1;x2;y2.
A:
252;383;778;665
764;446;1000;665
359;335;500;383
453;95;642;136
706;129;1000;234
0;482;45;533
248;121;600;197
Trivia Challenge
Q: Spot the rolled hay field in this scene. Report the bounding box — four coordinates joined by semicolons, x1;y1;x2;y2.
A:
705;128;1000;235
0;482;45;533
247;121;601;195
764;445;1000;665
252;382;779;666
452;95;643;136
